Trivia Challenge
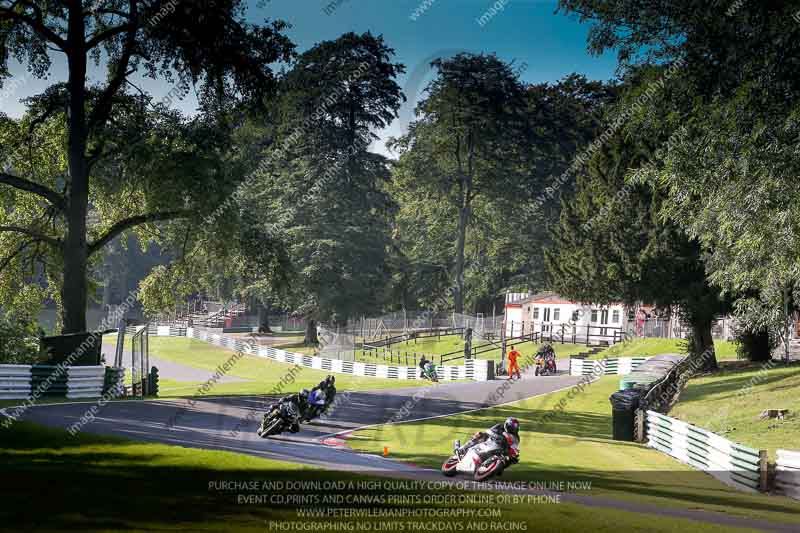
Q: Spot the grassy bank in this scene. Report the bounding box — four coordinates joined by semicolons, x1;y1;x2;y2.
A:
0;421;743;533
348;376;800;525
150;337;428;391
357;334;591;366
105;336;426;395
669;361;800;456
588;338;738;360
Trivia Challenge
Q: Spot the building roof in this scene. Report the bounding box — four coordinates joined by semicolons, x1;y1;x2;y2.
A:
504;291;626;308
530;293;575;305
503;291;553;307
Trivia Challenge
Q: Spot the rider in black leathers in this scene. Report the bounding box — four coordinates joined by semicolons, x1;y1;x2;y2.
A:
418;355;436;379
308;375;336;417
268;389;309;433
418;355;429;371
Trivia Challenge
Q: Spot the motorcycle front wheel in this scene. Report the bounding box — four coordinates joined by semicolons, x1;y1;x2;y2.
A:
260;418;283;438
441;456;459;477
474;456;504;482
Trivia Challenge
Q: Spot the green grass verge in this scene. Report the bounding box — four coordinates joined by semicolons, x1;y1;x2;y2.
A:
3;336;424;408
589;338;738;360
0;421;766;532
145;337;423;393
669;361;800;456
348;376;800;525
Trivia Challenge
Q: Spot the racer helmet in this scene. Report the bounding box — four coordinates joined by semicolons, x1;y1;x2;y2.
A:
504;417;520;436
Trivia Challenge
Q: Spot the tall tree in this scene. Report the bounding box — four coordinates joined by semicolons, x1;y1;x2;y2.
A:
390;53;530;314
390;72;613;313
0;1;293;333
244;32;405;344
559;0;800;355
546;102;729;369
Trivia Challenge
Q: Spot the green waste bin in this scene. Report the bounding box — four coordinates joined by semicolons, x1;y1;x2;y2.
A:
610;389;642;441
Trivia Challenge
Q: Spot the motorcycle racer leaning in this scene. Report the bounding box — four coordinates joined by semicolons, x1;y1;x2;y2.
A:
305;375;336;420
269;389;310;433
311;375;336;407
458;417;521;463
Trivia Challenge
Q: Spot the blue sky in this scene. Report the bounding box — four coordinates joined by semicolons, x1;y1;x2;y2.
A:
1;0;618;156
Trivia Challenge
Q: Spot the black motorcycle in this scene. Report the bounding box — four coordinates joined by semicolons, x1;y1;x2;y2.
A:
257;400;301;437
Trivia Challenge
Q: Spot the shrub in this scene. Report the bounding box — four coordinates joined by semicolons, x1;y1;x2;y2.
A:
0;314;42;364
735;328;774;361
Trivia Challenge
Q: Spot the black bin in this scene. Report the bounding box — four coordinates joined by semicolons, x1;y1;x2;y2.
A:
610;389;642;442
40;332;102;366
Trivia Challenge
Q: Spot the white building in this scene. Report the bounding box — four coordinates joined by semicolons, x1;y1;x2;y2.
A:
504;292;627;344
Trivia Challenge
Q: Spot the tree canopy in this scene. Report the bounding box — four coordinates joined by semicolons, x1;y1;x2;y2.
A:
0;0;293;332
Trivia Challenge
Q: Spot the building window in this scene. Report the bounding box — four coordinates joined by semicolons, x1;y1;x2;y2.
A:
533;307;539;320
591;310;598;323
554;309;560;321
612;310;620;323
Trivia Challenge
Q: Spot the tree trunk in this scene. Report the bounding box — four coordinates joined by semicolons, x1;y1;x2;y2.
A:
257;301;272;334
453;192;471;315
304;319;318;345
61;7;89;334
689;318;718;371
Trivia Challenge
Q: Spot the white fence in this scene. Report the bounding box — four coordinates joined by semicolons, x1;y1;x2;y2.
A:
647;410;765;492
776;449;800;500
145;327;494;382
570;357;648;376
0;365;109;400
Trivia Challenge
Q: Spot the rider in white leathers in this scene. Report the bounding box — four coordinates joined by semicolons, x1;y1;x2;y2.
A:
458;417;520;463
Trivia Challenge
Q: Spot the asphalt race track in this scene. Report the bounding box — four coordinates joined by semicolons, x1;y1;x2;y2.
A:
10;361;581;473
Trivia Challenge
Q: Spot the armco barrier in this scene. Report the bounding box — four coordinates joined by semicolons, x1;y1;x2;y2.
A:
0;365;33;400
144;327;494;382
103;367;126;398
0;365;108;400
776;449;800;500
646;410;766;492
569;357;648;376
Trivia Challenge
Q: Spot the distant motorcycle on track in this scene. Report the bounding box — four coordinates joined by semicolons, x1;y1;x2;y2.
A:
534;344;557;376
421;361;439;382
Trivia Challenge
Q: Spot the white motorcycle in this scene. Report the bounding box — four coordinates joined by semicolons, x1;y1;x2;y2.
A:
441;433;520;481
